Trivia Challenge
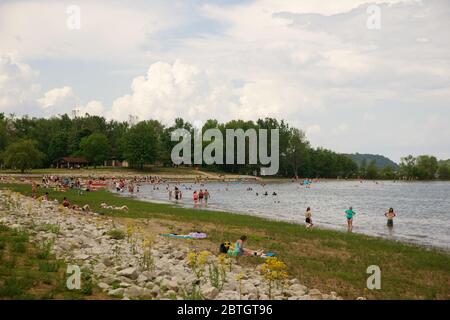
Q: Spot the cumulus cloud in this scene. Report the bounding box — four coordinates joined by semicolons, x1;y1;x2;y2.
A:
107;60;325;125
108;60;239;124
0;52;40;114
37;86;74;109
37;87;107;117
79;100;105;116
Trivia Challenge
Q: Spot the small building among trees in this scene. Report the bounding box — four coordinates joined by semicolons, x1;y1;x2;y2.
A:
56;157;88;169
103;158;128;167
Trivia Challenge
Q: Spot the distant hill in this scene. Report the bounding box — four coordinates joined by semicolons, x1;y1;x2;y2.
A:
344;153;399;169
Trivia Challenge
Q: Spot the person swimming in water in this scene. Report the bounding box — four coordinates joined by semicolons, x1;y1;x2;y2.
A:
385;208;396;227
345;206;356;231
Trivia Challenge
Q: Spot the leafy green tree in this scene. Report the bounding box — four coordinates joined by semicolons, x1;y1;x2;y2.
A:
399;155;417;179
79;133;110;167
48;133;68;163
415;155;438;180
437;161;450;180
284;128;309;177
365;160;379;179
359;158;367;178
380;165;396;180
1;139;45;173
0;114;8;152
121;121;161;169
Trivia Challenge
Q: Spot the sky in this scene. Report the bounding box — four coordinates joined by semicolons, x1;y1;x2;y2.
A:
0;0;449;162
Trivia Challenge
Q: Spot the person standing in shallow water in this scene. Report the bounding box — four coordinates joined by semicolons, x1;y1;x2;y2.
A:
385;208;396;227
345;206;356;231
198;189;204;204
193;191;198;204
305;207;313;228
203;189;210;204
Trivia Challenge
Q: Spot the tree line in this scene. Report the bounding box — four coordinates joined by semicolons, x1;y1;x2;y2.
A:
0;113;448;180
355;155;450;180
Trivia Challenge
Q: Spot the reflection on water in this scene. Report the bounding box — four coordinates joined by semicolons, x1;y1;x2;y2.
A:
122;180;450;251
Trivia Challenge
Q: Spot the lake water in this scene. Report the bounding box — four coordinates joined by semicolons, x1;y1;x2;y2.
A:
122;180;450;251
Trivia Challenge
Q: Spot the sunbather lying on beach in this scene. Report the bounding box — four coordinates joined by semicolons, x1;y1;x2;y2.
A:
71;204;91;212
100;202;129;211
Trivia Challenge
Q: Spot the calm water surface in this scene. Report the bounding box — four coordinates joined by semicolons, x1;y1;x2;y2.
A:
122;180;450;250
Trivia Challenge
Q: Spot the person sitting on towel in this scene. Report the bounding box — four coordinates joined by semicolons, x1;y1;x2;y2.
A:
228;235;261;257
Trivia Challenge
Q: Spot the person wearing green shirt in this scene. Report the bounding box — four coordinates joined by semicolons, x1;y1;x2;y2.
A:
345;206;356;231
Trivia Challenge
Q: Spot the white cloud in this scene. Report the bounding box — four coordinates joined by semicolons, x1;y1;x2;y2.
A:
37;86;74;109
306;124;321;136
107;60;325;125
0;1;188;63
79;100;105;116
332;123;349;135
108;60;238;124
0;52;40;114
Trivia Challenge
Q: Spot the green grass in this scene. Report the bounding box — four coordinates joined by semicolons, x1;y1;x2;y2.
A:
0;221;109;299
1;183;450;300
107;229;126;240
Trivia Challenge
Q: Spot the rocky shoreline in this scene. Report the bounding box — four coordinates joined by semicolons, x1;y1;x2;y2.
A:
0;190;342;300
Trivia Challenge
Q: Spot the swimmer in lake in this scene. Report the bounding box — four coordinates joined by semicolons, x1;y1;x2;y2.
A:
385;208;396;227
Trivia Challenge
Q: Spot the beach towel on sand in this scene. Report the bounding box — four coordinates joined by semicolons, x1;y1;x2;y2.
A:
161;232;207;239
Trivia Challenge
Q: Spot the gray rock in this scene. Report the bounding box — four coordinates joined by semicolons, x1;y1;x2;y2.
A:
98;282;110;290
309;289;322;300
74;253;90;260
151;285;160;296
117;267;138;280
124;286;145;298
290;283;307;292
100;276;116;285
137;274;148;284
108;288;124;297
201;286;219;300
119;282;132;288
216;290;240;300
166;289;177;297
